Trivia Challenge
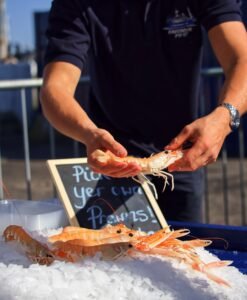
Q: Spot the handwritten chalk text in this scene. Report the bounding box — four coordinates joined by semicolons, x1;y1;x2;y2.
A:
72;165;111;183
86;205;154;229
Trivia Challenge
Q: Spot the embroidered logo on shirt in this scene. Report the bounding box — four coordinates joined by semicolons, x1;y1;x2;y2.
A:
163;7;197;38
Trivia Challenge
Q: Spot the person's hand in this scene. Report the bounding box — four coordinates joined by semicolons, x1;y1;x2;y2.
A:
85;128;141;177
165;107;232;171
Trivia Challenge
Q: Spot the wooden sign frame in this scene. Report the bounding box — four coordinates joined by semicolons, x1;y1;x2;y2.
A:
47;158;168;230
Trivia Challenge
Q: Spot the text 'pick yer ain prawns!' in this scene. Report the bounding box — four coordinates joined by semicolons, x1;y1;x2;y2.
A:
3;224;232;287
91;149;184;199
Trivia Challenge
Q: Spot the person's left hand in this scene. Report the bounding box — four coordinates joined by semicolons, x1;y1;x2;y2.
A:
165;107;232;172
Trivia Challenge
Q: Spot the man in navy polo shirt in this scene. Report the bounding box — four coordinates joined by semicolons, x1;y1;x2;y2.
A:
40;0;247;222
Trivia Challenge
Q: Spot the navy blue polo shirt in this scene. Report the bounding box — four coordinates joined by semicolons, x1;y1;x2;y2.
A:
45;0;242;155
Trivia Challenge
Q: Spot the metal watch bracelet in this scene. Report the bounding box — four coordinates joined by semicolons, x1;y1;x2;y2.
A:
219;102;240;131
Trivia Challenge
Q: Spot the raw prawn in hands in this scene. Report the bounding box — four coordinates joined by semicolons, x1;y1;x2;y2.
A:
91;149;183;199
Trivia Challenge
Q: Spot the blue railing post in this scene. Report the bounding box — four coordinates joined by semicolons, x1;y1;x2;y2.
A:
21;88;32;200
238;122;246;225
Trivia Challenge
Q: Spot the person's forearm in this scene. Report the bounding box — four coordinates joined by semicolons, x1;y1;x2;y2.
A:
208;21;247;117
40;84;97;144
218;59;247;116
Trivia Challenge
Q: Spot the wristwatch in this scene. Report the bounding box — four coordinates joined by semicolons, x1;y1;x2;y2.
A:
219;102;240;131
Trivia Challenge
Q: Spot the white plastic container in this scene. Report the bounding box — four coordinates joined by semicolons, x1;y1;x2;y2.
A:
0;199;69;234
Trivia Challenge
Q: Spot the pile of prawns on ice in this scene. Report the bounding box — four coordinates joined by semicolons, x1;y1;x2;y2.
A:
3;224;232;287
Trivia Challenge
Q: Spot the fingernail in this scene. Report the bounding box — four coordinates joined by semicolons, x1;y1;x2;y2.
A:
116;150;125;157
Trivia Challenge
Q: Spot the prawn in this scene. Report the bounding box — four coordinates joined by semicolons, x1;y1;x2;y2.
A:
52;240;132;262
48;224;146;245
91;149;183;199
130;227;231;287
3;225;54;266
49;225;140;262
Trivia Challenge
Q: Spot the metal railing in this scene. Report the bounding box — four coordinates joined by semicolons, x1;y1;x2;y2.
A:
201;68;246;226
0;76;90;200
0;70;246;226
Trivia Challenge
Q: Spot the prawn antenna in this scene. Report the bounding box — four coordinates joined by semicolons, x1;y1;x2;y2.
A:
93;197;116;214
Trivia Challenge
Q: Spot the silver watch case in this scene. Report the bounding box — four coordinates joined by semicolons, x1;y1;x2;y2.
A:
220;103;240;131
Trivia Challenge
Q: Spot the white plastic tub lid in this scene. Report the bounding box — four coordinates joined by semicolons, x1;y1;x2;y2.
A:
0;199;69;233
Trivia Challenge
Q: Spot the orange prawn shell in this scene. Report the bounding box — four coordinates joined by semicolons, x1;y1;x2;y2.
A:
48;224;146;244
3;225;55;265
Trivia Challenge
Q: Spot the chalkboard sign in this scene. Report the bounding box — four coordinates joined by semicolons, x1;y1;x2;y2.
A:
47;158;168;233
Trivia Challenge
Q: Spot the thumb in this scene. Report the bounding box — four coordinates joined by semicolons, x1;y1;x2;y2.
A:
165;128;191;150
110;141;127;157
101;135;127;157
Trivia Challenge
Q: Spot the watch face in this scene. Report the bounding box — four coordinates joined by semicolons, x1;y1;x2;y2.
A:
231;117;240;130
231;107;240;130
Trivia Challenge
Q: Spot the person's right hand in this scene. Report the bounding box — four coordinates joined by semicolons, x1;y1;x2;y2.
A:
85;128;141;178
